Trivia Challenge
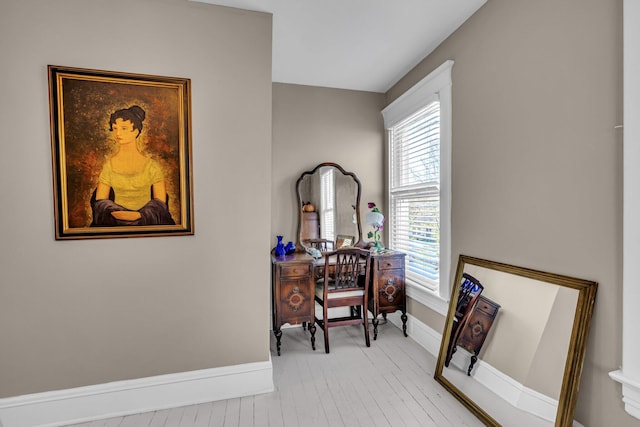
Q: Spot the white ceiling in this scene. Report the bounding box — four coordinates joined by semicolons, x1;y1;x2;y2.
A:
192;0;486;93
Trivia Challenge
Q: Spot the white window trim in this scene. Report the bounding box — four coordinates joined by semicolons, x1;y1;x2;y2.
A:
609;1;640;420
382;60;453;316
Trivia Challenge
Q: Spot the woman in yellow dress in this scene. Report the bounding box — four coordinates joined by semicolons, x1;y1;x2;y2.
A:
91;105;175;226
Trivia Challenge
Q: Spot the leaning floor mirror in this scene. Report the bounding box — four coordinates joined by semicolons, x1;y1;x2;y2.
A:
435;255;597;427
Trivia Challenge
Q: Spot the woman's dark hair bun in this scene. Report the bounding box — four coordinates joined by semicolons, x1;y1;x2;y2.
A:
129;105;146;122
109;105;146;134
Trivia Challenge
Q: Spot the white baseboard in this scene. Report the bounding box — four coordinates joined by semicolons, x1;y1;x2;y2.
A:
610;370;640;421
464;352;558;422
0;359;273;427
386;311;442;356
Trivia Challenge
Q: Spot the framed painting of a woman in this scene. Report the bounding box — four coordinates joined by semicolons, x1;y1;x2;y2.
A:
48;65;194;240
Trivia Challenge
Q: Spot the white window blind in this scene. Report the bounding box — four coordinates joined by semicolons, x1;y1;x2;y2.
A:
389;102;441;290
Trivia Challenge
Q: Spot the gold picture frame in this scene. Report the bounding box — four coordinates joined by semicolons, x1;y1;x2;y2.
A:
435;255;597;426
336;234;354;248
48;65;194;240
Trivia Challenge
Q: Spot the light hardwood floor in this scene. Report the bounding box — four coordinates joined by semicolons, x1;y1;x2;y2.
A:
66;323;483;427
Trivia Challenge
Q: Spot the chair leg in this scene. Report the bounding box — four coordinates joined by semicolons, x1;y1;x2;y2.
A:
324;326;330;354
323;302;330;354
363;304;371;347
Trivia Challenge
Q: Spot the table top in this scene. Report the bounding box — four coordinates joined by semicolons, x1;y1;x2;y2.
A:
271;248;404;264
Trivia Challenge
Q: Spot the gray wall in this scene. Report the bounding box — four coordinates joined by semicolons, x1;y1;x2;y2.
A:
387;0;631;425
271;83;386;247
0;0;272;398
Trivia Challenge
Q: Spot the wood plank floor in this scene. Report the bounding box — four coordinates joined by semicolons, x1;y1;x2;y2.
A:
66;323;483;427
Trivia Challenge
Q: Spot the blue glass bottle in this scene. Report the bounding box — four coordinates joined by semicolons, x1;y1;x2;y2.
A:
275;235;286;256
285;241;296;255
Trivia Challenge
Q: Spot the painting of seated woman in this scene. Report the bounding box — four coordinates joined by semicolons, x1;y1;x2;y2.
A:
48;65;193;239
90;106;175;227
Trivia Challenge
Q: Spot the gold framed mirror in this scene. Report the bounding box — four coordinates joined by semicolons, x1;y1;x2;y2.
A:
435;255;597;426
295;162;362;252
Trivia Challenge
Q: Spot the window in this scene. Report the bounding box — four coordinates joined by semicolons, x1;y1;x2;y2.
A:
319;166;336;242
382;60;453;314
389;102;441;289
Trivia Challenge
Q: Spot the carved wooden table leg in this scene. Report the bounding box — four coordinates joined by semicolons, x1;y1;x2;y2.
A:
401;312;408;337
468;354;478;376
274;329;283;356
309;322;316;350
372;317;379;340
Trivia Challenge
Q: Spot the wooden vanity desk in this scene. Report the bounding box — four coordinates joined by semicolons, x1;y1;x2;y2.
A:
272;162;408;355
271;249;407;355
455;295;500;375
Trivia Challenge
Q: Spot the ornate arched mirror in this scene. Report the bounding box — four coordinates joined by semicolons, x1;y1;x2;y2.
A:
296;163;362;252
435;255;597;427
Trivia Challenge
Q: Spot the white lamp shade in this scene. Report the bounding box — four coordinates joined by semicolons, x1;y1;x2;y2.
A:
365;211;384;228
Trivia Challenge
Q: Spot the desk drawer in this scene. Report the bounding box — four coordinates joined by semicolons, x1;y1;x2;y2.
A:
475;298;500;317
279;264;310;278
375;269;405;308
376;257;403;271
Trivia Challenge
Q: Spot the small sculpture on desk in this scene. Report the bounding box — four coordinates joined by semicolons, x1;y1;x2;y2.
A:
274;235;286;257
305;246;322;258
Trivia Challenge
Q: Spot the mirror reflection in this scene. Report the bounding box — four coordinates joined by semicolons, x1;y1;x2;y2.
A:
435;255;597;427
296;163;362;251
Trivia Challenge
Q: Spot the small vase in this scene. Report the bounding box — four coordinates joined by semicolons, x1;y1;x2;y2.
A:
285;241;296;255
275;235;286;257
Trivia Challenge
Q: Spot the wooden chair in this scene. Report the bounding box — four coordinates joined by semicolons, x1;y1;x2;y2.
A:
445;273;484;367
306;238;335;253
314;247;372;353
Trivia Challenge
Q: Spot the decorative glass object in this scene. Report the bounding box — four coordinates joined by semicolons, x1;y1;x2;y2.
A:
365;202;385;250
275;235;286;256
